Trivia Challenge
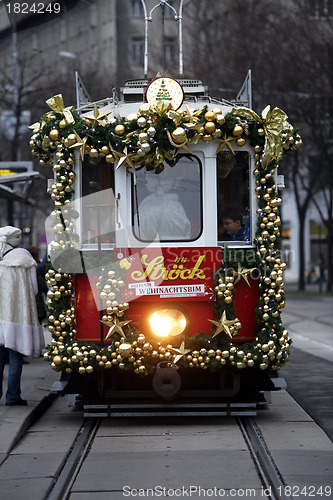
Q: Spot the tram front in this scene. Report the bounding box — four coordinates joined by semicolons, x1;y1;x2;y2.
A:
30;76;301;407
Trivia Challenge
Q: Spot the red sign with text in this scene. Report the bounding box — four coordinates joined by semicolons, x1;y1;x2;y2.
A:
75;247;259;343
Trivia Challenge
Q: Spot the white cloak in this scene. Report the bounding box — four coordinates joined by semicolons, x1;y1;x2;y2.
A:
0;246;45;357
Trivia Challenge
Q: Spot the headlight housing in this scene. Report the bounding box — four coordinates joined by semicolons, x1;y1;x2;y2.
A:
149;307;188;338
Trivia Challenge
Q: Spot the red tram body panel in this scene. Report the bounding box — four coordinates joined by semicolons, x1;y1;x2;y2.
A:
75;247;260;344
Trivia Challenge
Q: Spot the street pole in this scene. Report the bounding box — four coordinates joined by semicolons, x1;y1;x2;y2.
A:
7;10;20;225
318;225;323;293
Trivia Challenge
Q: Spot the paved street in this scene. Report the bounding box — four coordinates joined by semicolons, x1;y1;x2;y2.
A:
282;288;333;441
0;287;332;499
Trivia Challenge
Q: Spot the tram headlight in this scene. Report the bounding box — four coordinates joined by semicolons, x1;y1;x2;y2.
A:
149;308;187;338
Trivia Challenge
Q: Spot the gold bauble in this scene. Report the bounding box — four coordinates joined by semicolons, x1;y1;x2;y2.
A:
139;103;150;116
204;111;216;122
204;122;216;134
172;127;186;143
115;124;125;135
89;148;99;157
236;137;246;147
118;342;132;358
258;128;265;136
202;134;213;143
59;119;67;129
53;355;62;366
137;116;147;127
49;129;60;141
138;132;148;142
101;145;109;155
105;154;115;163
141;142;151;153
254;145;261;153
216;114;225;125
67;133;77;144
224;296;233;304
232;125;243;137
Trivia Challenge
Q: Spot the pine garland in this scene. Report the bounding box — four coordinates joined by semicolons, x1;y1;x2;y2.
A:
29;95;302;376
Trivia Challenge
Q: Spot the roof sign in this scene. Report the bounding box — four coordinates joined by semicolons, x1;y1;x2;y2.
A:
146;77;184;110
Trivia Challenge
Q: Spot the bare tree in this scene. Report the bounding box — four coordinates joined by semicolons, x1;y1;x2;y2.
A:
185;0;333;291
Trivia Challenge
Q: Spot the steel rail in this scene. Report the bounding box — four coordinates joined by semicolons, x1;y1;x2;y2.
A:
47;414;290;500
238;417;291;500
47;417;101;500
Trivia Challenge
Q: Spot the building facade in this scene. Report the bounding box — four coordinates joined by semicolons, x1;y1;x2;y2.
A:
0;0;331;285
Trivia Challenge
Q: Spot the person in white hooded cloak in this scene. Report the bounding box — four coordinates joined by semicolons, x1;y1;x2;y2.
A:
0;226;45;406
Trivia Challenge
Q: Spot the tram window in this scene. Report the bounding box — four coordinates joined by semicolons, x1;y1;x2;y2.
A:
81;158;115;245
217;151;250;243
132;154;202;242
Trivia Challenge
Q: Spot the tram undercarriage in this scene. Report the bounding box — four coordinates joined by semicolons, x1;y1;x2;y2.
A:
53;365;286;417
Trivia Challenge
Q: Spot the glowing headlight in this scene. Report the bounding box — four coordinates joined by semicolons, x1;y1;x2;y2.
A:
149;308;187;338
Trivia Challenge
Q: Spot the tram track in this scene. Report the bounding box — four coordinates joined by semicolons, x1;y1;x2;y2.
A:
46;415;290;500
47;417;101;500
237;417;289;500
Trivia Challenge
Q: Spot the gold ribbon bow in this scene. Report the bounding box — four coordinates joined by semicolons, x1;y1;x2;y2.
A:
28;122;41;133
149;101;172;117
232;105;293;168
34;95;74;131
45;94;75;124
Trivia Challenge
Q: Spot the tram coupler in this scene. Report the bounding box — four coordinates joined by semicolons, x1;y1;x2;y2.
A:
152;362;182;401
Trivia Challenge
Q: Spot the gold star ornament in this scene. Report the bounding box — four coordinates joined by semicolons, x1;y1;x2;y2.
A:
215;132;236;155
233;263;257;287
108;144;135;170
101;317;132;340
69;131;89;160
171;340;191;364
83;103;110;127
208;311;238;339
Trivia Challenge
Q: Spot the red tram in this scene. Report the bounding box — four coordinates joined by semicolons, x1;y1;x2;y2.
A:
29;73;302;413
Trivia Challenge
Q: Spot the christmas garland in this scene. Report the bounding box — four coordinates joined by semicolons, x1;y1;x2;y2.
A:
28;94;302;376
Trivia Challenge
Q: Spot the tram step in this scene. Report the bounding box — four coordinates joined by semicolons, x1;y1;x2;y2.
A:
81;397;270;417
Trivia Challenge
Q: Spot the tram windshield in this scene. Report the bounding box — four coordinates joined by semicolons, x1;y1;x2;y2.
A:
132;154;202;242
81;157;115;245
217;151;250;243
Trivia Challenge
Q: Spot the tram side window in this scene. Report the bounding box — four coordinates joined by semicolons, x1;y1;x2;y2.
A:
81;158;115;245
132;154;202;242
217;151;250;243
